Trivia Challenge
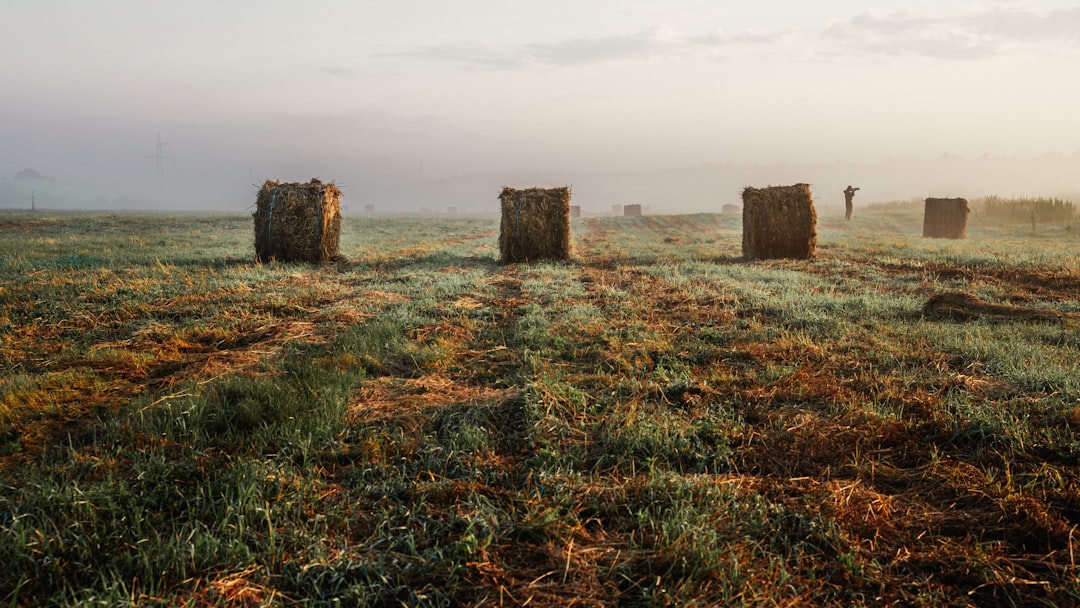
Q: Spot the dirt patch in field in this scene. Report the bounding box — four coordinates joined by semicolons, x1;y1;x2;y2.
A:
0;220;47;232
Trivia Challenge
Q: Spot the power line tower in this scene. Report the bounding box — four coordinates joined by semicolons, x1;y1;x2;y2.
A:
146;133;174;185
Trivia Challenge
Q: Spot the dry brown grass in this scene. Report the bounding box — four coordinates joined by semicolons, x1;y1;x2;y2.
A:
924;290;1068;323
4;212;1079;606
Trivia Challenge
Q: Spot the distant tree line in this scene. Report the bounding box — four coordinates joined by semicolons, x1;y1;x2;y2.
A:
980;196;1077;224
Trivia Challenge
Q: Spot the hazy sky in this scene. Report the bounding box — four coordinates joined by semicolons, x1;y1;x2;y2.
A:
2;0;1079;210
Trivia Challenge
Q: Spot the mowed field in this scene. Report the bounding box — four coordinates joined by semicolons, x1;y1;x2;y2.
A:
1;208;1079;606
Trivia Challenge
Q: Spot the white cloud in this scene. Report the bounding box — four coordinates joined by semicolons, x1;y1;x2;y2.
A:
391;6;1080;70
825;7;1080;61
392;25;787;70
319;67;363;78
966;7;1080;43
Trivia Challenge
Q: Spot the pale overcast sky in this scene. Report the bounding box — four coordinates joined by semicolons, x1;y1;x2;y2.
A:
2;1;1079;210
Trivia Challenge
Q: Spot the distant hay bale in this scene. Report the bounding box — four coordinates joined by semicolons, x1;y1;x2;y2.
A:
253;179;342;263
364;204;375;214
923;198;970;239
924;291;1064;323
570;205;581;219
741;184;817;260
722;204;741;215
498;187;571;264
624;204;642;217
611;204;622;215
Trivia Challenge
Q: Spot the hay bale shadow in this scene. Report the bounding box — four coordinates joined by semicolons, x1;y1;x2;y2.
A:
337;251;500;274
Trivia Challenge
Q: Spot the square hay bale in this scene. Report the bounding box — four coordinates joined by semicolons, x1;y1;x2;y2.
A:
741;184;817;260
499;187;571;264
611;204;622;215
253;179;342;263
722;203;741;215
570;205;582;219
624;204;643;217
923;198;970;239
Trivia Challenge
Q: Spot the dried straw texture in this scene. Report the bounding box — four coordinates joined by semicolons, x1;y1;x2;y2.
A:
923;198;969;239
722;204;741;215
253;179;342;263
924;291;1065;323
741;184;817;260
570;205;582;219
623;204;643;217
498;187;572;264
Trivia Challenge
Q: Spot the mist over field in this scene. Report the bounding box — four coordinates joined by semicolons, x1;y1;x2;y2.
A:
4;149;1079;215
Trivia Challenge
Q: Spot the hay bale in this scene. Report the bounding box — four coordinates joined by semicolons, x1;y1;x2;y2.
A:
364;204;375;214
253;179;342;263
611;204;622;215
499;187;571;264
570;205;581;219
923;198;969;239
624;204;643;217
924;291;1064;323
741;184;817;260
722;204;741;215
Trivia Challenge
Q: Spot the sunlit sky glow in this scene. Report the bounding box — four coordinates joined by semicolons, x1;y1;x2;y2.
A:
2;1;1079;210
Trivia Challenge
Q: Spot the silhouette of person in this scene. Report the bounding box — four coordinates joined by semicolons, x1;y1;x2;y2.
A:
844;185;859;221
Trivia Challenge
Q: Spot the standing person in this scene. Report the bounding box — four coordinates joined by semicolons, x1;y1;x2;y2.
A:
844;185;860;221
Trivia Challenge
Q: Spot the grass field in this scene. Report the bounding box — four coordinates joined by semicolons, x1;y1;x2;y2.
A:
1;207;1079;606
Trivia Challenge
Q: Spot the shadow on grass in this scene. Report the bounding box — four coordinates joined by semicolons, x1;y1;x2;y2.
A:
580;252;750;270
339;250;502;274
161;255;258;270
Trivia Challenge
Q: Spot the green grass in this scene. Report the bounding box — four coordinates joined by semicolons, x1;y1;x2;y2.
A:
1;208;1079;606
